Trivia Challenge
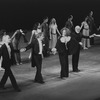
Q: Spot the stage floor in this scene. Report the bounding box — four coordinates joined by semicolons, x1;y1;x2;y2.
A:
0;37;100;100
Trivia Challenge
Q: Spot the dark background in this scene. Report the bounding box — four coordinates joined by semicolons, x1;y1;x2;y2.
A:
0;0;100;31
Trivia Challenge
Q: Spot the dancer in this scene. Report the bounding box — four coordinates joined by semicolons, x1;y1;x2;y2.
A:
52;27;71;78
20;32;45;84
0;35;21;92
49;18;61;53
65;15;74;33
81;17;90;49
11;29;28;65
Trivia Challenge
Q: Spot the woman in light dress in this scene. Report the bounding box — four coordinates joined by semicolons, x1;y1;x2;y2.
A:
81;17;90;49
28;22;42;59
49;18;61;53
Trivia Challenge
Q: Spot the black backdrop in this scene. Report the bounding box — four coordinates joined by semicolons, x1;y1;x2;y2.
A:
0;0;100;31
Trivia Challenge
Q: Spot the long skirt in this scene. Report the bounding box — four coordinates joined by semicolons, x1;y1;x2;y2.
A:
49;34;57;49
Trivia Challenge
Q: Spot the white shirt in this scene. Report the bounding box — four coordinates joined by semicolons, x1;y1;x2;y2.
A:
37;39;43;54
60;36;71;43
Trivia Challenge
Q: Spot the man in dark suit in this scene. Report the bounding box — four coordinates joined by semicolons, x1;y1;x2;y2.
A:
0;35;21;92
20;32;44;84
71;26;92;72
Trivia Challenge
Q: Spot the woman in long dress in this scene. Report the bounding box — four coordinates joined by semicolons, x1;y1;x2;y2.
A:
49;18;61;53
11;29;28;65
81;17;90;49
28;22;42;59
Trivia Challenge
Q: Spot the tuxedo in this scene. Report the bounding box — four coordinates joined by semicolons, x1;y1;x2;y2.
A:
25;38;44;83
56;36;69;78
0;43;20;91
71;32;90;72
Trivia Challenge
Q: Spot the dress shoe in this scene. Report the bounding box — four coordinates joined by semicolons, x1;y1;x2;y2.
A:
33;80;45;84
73;69;80;72
0;85;6;90
60;76;68;79
38;81;45;84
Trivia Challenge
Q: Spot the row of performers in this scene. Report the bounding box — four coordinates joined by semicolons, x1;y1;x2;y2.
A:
0;10;98;68
0;25;99;92
20;26;96;81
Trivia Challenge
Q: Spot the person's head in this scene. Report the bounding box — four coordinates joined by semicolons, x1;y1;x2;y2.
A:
61;27;71;36
36;32;44;41
43;17;48;23
75;25;81;34
51;18;56;24
33;22;40;30
37;23;41;29
2;35;11;43
89;11;93;16
68;15;73;21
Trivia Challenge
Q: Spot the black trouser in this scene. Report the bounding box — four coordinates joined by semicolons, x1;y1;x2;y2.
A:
58;52;69;78
34;54;43;82
43;37;50;57
72;45;81;71
0;68;19;89
90;30;94;45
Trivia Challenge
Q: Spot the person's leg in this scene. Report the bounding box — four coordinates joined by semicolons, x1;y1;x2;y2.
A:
0;69;8;88
17;51;22;64
59;53;69;78
83;38;88;49
72;47;80;72
34;55;44;83
8;68;21;91
87;39;91;48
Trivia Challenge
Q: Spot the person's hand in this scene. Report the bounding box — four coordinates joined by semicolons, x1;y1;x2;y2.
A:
89;34;95;38
79;42;83;46
51;48;57;55
20;48;26;52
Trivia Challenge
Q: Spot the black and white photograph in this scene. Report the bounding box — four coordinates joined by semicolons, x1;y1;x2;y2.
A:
0;0;100;100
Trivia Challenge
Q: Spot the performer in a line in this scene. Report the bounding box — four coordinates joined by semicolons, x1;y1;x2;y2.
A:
0;31;6;71
71;25;94;72
49;18;61;54
20;32;45;84
81;17;90;49
41;17;50;57
52;27;71;79
11;29;28;65
87;11;97;45
28;22;42;59
0;35;21;92
65;15;74;33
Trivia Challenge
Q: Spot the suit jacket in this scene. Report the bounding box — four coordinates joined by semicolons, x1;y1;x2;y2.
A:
56;36;68;54
0;43;14;69
67;32;79;55
25;38;42;67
